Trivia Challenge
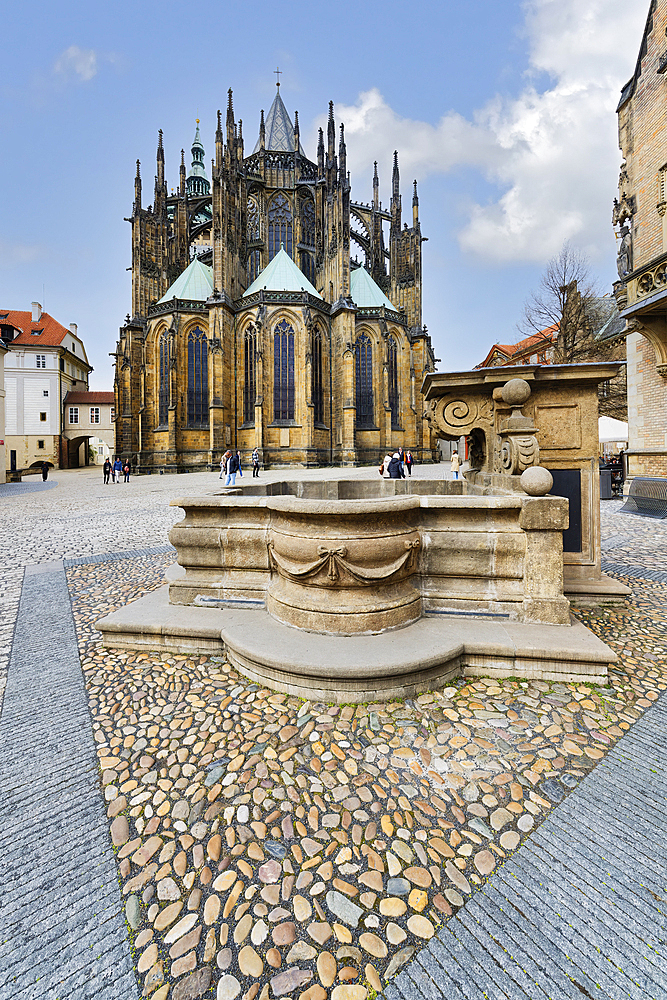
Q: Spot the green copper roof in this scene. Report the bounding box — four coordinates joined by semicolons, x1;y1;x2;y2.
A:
243;247;322;298
350;267;397;310
158;257;214;303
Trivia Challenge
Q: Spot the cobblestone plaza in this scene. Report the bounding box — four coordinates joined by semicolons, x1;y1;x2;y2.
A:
1;466;666;1000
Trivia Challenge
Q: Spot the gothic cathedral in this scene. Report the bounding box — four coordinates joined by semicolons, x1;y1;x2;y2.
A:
113;82;437;470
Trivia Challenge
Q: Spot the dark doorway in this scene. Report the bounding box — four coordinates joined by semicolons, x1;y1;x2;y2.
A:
10;450;16;472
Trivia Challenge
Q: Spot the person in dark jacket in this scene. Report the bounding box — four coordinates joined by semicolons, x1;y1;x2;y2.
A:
103;458;111;484
223;450;240;486
41;461;49;482
387;453;404;479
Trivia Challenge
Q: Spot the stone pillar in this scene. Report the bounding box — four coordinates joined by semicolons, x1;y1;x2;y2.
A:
519;496;571;624
341;346;356;465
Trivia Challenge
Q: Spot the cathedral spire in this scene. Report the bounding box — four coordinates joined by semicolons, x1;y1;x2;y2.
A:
339;122;347;184
259;109;265;150
156;129;165;186
327;101;335;158
294;110;300;150
134;159;142;213
226;89;235;143
180;149;186;197
317;127;324;175
412;179;419;227
373;161;379;209
215;110;223;168
187;120;210;196
391;150;401;231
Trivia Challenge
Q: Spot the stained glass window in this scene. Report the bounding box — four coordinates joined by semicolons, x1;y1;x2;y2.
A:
312;327;324;424
355;334;373;427
388;336;399;429
300;251;315;284
158;334;169;426
247;196;260;241
268;194;293;260
274;319;295;421
244;327;256;424
187;326;209;426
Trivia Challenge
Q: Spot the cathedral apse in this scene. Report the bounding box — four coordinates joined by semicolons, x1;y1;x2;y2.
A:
113;79;436;471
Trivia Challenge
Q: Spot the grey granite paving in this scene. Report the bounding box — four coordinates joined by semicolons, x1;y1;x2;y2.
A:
0;479;58;498
601;559;667;583
385;689;667;1000
0;561;137;1000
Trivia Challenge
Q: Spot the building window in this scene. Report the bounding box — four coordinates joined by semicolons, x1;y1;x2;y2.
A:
110;407;115;422
158;333;169;426
299;252;315;284
274;319;295;421
244;326;256;424
355;334;374;428
268;193;293;260
37;440;44;449
247;196;260;241
90;407;100;424
247;249;261;284
312;326;324;424
43;390;49;397
69;407;79;424
39;411;47;422
36;354;46;368
187;326;209;427
388;336;399;429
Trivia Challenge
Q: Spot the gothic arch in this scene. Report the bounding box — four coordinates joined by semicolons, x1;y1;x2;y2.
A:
186;325;209;427
273;317;296;422
268;193;293;260
355;332;374;428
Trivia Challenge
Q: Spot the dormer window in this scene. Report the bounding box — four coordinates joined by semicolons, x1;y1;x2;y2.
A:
32;329;42;336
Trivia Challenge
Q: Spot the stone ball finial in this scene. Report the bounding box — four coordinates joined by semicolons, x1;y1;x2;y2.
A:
520;466;553;496
501;378;531;406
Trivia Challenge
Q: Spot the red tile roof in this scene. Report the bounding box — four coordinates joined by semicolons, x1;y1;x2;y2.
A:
476;325;558;369
1;309;74;347
65;391;114;404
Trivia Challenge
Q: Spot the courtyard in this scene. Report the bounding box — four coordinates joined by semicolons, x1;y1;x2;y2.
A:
0;465;666;1000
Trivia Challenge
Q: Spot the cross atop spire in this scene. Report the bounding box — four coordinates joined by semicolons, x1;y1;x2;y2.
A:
274;66;282;88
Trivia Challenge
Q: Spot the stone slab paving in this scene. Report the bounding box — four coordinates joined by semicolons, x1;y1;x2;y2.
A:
384;688;667;1000
0;561;137;1000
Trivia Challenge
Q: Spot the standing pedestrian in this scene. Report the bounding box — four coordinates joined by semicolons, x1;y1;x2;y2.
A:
103;457;111;485
113;456;122;483
387;452;405;479
123;460;131;483
252;447;260;478
219;453;227;479
450;449;460;480
398;447;405;477
405;451;413;476
381;453;392;478
41;461;49;482
236;451;243;478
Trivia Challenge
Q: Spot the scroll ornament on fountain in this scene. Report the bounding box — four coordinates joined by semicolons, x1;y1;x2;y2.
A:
493;378;554;498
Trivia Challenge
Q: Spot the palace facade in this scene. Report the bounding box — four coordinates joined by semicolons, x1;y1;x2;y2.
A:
113;84;436;470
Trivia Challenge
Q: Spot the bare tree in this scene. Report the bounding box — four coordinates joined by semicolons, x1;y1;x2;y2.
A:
519;241;601;362
519;241;627;419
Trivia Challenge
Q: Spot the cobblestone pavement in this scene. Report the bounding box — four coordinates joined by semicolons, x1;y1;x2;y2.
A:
1;469;666;999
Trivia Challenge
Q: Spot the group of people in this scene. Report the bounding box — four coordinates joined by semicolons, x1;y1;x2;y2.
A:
379;448;414;479
220;448;261;485
103;457;130;484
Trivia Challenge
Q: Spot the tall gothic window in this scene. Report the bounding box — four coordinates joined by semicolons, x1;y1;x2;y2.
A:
247;196;260;241
244;327;256;424
187;326;208;426
387;336;399;429
268;194;293;260
355;334;373;427
300;252;315;284
274;319;295;421
312;327;324;425
158;333;169;427
247;250;261;283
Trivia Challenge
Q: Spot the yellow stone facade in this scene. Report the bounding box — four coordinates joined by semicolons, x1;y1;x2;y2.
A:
114;88;436;471
613;0;667;479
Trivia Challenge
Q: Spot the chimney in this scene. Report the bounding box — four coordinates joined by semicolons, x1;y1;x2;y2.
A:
70;323;78;336
31;301;42;322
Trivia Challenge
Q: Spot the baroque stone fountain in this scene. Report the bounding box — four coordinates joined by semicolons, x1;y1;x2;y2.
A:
97;370;619;701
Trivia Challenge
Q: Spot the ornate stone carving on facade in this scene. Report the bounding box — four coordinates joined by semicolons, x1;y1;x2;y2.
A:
494;378;540;475
268;537;420;587
616;224;632;279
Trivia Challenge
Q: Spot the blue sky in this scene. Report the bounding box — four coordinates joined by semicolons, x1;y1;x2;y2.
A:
0;0;648;389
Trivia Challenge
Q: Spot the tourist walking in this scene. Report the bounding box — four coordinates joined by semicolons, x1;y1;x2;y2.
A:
103;458;111;484
252;447;260;477
41;461;49;482
236;451;243;478
220;450;240;486
450;449;460;480
113;456;123;483
123;460;131;483
405;450;413;476
387;452;405;479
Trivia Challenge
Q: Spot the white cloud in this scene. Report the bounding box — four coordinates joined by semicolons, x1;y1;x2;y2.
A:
54;45;98;82
321;0;648;264
0;240;41;269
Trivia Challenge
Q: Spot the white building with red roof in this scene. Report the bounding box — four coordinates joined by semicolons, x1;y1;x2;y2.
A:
63;390;115;465
0;302;93;472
